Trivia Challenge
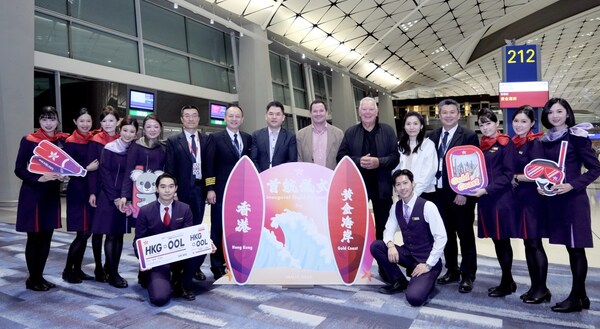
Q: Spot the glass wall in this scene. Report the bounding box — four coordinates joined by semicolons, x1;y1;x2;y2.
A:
34;0;236;93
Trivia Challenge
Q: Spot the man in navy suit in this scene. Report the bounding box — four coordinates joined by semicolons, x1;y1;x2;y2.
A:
250;100;297;172
427;99;479;294
205;105;252;279
165;105;210;281
133;173;215;306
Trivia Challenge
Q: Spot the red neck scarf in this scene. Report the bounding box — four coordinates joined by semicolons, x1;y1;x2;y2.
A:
66;129;92;144
26;128;69;143
480;132;510;151
511;131;543;148
90;130;119;145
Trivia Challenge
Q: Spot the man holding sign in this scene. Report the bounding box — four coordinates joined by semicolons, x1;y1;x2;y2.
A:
133;173;216;306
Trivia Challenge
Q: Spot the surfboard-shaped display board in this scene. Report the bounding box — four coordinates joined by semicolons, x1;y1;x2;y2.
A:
327;156;369;285
222;156;265;284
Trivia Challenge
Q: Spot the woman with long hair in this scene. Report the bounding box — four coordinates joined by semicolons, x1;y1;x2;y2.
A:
394;111;437;199
538;98;600;312
14;106;69;291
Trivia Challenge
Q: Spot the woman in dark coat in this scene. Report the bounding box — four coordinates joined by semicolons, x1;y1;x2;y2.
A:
510;105;550;304
87;106;120;282
91;116;138;288
538;98;600;313
472;108;517;298
63;108;98;283
14;106;69;291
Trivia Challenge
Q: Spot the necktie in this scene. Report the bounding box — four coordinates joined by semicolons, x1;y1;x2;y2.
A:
436;131;449;180
403;203;410;224
437;131;449;159
190;134;197;157
233;133;240;156
163;207;171;227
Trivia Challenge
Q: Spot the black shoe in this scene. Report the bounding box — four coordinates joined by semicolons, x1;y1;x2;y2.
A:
458;277;473;293
108;274;128;288
437;271;460;285
551;298;583;313
94;268;107;283
581;296;590;310
40;277;56;289
523;290;552;304
211;266;227;280
519;288;532;300
74;270;94;281
378;279;408;295
62;270;83;284
488;281;516;297
194;269;206;281
26;279;49;291
174;286;196;301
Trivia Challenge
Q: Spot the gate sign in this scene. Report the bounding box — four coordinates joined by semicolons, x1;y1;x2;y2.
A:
445;145;488;195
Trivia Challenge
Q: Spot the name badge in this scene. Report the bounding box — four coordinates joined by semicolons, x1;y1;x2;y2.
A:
518;150;524;155
490;146;499;153
192;162;202;178
411;216;421;221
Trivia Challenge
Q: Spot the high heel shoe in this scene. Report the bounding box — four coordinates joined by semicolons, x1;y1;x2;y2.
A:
581;296;590;310
62;270;82;284
488;281;516;297
94;268;107;283
523;290;551;304
40;277;56;289
74;270;94;281
551;298;583;313
26;279;49;291
520;288;532;300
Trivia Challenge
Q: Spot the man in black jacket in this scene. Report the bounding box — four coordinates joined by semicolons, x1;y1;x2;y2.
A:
337;97;399;241
428;98;479;294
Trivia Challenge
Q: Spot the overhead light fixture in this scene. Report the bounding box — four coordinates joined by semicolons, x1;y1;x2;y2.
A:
240;32;244;37
317;62;320;66
210;18;214;24
173;3;178;9
301;53;306;59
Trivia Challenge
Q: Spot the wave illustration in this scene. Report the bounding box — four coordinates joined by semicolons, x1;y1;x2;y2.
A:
253;209;336;271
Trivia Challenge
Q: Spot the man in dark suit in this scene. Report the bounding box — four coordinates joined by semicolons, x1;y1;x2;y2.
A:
165;105;210;281
134;173;214;306
205;105;252;279
250;100;297;172
427;98;479;293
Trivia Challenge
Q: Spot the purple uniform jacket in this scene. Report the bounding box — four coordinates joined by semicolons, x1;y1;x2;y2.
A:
539;134;600;247
65;141;93;232
477;140;518;239
14;137;64;232
513;139;547;239
91;148;129;234
121;142;166;200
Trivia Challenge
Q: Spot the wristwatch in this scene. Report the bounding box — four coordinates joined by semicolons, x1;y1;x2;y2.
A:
425;264;431;270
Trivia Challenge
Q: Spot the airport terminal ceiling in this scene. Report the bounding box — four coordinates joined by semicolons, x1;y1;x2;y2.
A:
170;0;600;116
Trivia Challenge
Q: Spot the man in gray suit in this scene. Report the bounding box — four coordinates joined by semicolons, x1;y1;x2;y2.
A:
296;100;344;170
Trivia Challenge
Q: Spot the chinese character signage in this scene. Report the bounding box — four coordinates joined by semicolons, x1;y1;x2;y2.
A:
220;156;375;285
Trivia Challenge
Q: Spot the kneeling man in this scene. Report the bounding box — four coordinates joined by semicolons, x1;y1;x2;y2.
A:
370;169;447;306
134;173;215;306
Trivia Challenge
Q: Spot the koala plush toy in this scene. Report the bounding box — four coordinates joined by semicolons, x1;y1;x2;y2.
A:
130;169;165;209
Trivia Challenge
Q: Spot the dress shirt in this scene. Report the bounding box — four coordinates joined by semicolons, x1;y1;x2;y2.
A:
184;130;201;178
226;128;243;153
268;128;280;165
382;194;447;268
312;124;328;167
436;124;458;188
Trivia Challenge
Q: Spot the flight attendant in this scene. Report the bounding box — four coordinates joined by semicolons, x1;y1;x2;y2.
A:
472;108;518;298
15;106;69;291
87;105;120;282
510;105;550;304
538;98;600;313
91;116;139;288
63;108;98;283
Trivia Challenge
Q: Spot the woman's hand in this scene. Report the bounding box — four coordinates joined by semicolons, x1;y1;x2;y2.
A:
89;194;97;207
86;159;99;172
552;183;573;195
